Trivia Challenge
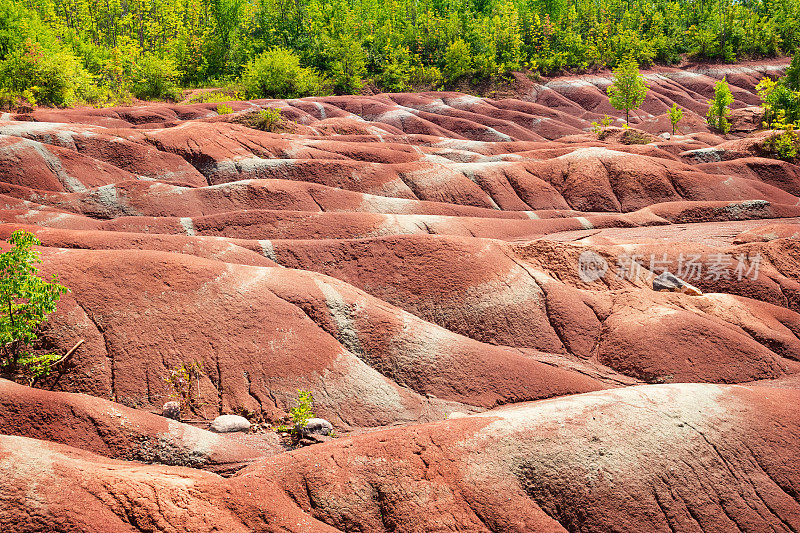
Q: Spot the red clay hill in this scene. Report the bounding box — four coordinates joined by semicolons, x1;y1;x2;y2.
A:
2;59;800;531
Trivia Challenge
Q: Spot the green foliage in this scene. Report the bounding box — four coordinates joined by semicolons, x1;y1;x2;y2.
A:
241;48;329;99
3;0;800;101
290;390;315;429
706;77;734;133
216;103;234;114
763;126;798;161
607;58;649;125
757;61;800;128
668;103;684;135
249;107;283;131
0;230;68;382
0;38;96;107
377;43;413;92
183;88;242;105
787;55;800;92
443;39;473;82
590;114;613;138
276;389;315;443
411;65;444;89
129;54;181;101
164;361;205;416
325;38;367;94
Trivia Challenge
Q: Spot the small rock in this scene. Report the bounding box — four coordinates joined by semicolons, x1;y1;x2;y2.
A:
210;414;251;433
303;418;333;436
659;132;671;140
653;271;703;296
162;401;181;420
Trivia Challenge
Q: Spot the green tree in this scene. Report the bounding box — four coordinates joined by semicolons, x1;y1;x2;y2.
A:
607;58;649;125
0;230;68;381
327;38;367;94
443;39;473;82
706;77;734;133
668;103;684;134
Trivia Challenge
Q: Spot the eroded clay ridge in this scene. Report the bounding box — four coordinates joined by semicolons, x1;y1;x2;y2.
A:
1;60;800;531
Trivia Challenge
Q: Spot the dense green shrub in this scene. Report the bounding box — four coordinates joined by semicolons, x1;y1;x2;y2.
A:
377;43;413;92
0;39;96;107
241;48;329;99
757;56;800;128
763;127;798;161
129;54;181;101
325;38;367;94
5;0;800;101
443;39;473;82
249;107;283;131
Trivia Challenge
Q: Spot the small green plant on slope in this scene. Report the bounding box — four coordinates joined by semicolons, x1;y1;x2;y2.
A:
276;389;314;444
251;108;282;131
607;58;649;125
0;230;68;383
591;114;613;139
668;103;684;135
216;103;234;115
164;361;205;416
706;77;734;133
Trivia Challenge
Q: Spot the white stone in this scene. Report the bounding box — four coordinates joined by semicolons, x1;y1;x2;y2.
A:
210;414;251;433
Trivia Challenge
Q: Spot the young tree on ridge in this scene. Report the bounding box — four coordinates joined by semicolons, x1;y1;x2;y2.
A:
706;77;734;133
607;58;649;125
669;103;684;135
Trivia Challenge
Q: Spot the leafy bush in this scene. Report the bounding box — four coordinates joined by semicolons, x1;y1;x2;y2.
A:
0;230;68;383
763;127;798;161
183;88;242;105
247;107;283;131
216;103;234;114
607;58;649;125
276;389;315;444
786;55;800;92
591;114;613;138
443;39;473;82
377;43;412;92
0;39;96;107
241;48;329;99
756;60;800;127
706;77;734;133
411;65;443;89
130;54;181;101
